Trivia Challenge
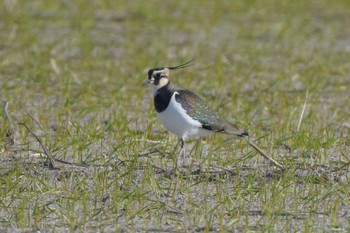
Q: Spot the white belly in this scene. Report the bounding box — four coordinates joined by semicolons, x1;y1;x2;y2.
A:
157;92;211;140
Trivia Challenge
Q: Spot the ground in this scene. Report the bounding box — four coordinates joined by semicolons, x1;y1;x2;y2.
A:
1;0;350;232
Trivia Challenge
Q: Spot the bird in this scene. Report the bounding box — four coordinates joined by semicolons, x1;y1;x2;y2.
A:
142;60;284;169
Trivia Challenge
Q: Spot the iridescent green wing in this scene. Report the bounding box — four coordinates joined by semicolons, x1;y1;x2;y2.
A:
175;89;222;131
175;89;247;136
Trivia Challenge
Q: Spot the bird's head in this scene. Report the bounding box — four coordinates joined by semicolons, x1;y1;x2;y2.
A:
142;59;194;89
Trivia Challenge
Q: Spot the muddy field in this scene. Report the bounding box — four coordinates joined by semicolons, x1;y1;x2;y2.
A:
1;1;350;232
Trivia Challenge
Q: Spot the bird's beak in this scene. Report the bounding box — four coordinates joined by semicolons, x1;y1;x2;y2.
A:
142;79;151;86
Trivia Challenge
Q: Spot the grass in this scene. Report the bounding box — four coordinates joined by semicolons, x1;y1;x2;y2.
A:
1;0;350;232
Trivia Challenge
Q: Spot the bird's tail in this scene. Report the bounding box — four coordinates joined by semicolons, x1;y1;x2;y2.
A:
221;120;249;137
222;119;284;169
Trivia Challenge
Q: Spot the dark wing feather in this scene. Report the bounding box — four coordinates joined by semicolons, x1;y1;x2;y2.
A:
175;89;247;136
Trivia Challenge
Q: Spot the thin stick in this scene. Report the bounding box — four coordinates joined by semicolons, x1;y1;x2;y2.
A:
297;88;309;132
23;109;44;131
248;140;285;170
50;58;60;75
3;101;15;145
19;122;57;169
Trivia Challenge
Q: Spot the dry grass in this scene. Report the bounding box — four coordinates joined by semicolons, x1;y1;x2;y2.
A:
1;0;350;232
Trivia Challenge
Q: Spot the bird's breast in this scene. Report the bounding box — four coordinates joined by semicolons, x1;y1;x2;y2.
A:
153;88;173;113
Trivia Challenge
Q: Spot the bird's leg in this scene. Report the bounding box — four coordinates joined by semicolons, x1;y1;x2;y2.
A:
172;139;181;154
196;137;210;162
179;138;185;165
175;138;184;169
189;138;201;158
188;138;203;170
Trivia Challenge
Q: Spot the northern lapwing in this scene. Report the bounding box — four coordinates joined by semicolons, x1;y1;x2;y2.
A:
142;60;284;169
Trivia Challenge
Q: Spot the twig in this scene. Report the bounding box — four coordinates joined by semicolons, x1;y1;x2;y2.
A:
18;122;57;169
209;164;237;174
8;24;17;41
23;109;44;131
3;101;16;145
297;88;309;131
248;140;285;170
134;139;167;144
50;58;60;75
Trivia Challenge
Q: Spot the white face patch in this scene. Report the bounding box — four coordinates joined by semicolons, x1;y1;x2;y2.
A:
152;77;169;96
157;77;169;88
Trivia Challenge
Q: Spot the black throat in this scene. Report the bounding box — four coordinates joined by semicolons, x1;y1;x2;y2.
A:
154;83;174;113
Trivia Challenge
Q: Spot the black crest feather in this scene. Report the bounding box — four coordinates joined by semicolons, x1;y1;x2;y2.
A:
167;58;195;70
